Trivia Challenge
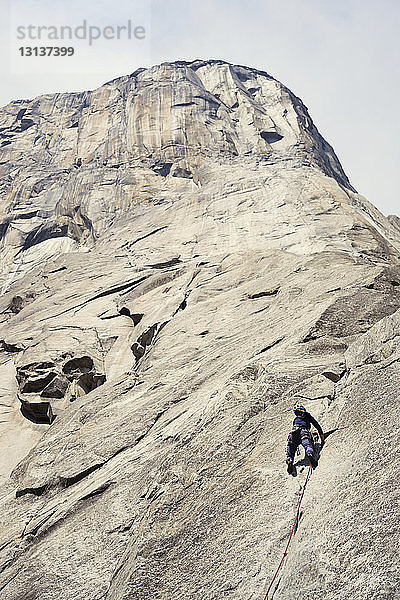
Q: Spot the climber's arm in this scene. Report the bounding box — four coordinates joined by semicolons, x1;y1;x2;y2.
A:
309;414;324;438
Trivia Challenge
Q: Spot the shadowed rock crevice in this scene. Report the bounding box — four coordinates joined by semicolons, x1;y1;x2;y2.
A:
7;293;36;314
19;396;54;425
123;226;168;249
0;220;10;240
86;277;148;303
248;288;279;299
17;362;57;393
47;277;149;319
120;308;143;325
171;164;193;179
20;212;93;252
19;446;129;501
29;172;67;197
16;484;48;499
131;290;190;364
0;340;23;353
151;162;173;177
75;371;106;394
149;257;181;269
100;307;144;325
0;114;36;144
80;482;112;501
256;337;284;355
16;355;106;422
151;163;173;177
62;356;106;396
62;356;94;375
173;291;190;315
322;370;346;383
131;323;159;363
260;131;284;144
59;463;105;488
176;298;187;312
40;375;69;399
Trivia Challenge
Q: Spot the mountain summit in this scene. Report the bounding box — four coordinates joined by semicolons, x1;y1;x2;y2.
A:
0;60;398;600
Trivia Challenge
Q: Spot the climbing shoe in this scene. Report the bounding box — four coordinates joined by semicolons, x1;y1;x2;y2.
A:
287;460;294;474
308;454;318;468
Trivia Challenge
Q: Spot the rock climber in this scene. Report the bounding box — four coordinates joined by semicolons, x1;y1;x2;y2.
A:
286;402;325;474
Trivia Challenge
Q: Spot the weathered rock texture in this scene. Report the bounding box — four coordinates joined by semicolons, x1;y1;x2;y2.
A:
0;60;399;600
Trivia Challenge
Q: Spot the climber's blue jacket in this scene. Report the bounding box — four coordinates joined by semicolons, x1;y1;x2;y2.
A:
293;411;323;436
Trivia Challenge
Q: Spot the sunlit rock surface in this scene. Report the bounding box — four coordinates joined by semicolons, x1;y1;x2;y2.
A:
0;60;399;600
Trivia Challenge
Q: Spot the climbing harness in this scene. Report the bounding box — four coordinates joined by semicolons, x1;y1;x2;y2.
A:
263;465;313;600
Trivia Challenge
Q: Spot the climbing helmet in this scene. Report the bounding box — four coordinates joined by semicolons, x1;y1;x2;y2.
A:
293;402;306;414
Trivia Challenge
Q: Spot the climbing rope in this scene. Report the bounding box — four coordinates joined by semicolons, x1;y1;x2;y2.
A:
263;465;313;600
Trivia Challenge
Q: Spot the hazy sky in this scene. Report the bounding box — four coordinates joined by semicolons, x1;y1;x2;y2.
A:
1;0;399;216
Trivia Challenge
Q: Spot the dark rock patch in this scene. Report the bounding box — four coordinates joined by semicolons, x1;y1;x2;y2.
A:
152;163;173;177
119;307;143;325
131;323;159;363
8;293;36;314
131;342;145;361
20;371;57;393
21;222;66;251
261;131;283;144
60;463;103;488
62;355;106;396
171;102;196;108
19;118;35;132
40;375;69;399
0;340;23;353
171;166;193;179
248;288;279;299
63;356;94;376
29;172;65;197
0;220;10;240
19;397;54;425
16;484;48;499
322;371;345;383
17;362;57;394
256;337;284;355
235;70;251;82
149;257;181;269
77;372;106;394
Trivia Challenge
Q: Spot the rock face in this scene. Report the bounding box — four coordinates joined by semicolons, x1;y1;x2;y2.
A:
0;60;399;600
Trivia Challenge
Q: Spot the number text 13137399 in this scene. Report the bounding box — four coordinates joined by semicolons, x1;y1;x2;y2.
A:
19;47;75;56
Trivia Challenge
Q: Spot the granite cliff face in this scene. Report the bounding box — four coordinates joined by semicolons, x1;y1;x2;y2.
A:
0;60;399;600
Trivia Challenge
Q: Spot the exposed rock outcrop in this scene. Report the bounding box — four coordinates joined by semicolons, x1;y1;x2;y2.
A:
0;60;398;600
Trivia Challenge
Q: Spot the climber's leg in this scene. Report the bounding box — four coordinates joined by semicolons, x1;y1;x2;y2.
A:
300;428;317;465
286;430;300;462
286;430;300;473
